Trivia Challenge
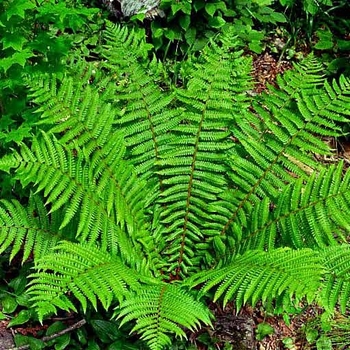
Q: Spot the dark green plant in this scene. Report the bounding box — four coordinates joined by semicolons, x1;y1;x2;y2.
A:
302;312;350;350
276;0;350;70
0;0;104;200
1;22;350;350
0;0;101;148
144;0;287;57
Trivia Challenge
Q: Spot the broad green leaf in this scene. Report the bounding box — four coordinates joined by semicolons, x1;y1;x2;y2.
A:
270;11;287;23
6;0;36;19
208;16;226;28
1;295;18;313
205;3;217;17
8;310;31;327
1;34;28;51
0;49;34;72
179;15;190;30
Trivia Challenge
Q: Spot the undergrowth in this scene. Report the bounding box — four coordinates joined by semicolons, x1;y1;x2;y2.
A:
0;1;350;349
0;21;350;349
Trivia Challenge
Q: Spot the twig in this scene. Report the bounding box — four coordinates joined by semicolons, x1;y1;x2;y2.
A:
8;319;86;350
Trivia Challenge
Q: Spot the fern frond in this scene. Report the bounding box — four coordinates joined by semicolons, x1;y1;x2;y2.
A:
117;284;212;350
233;162;350;253
28;68;152;241
102;22;153;66
221;67;350;239
0;195;72;262
28;60;117;153
100;22;182;187
28;242;142;321
321;245;350;313
156;33;252;277
188;248;322;310
7;132;144;262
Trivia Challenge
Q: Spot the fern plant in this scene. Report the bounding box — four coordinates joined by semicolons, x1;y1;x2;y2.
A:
1;22;350;349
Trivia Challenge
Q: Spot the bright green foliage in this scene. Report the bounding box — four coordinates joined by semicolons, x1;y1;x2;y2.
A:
0;195;71;262
28;241;142;319
1;23;350;349
278;0;350;68
118;284;213;350
188;248;323;308
0;0;104;204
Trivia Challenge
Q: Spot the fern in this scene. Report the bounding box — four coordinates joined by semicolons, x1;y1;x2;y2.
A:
28;241;142;320
1;23;350;349
0;195;71;261
117;284;212;350
187;248;322;309
321;245;350;314
156;27;252;278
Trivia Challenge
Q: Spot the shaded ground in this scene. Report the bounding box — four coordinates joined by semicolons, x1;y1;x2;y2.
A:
188;303;325;350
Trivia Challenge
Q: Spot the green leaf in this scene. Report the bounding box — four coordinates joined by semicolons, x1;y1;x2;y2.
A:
179;15;191;30
165;28;182;41
16;294;31;308
185;27;197;46
337;39;350;51
8;310;31;327
46;322;71;350
305;328;319;343
208;16;226;28
1;34;28;51
304;1;319;14
14;334;45;349
279;0;294;5
316;335;332;350
256;322;275;340
1;295;18;313
53;334;71;350
3;126;32;143
0;49;34;73
255;0;274;5
90;320;122;343
6;0;36;19
315;29;334;50
270;11;287;23
249;40;264;53
8;273;27;295
193;0;206;11
86;341;100;350
171;3;183;15
205;3;217;17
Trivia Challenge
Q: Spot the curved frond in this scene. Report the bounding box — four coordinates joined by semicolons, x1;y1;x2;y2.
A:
233;162;350;253
9;132;147;263
157;32;252;278
100;22;182;187
28;242;142;321
117;284;212;350
188;248;322;310
221;64;350;238
0;195;72;262
321;245;350;313
28;60;117;153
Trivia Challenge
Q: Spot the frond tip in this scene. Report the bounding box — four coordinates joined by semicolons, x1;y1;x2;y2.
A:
117;284;213;350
